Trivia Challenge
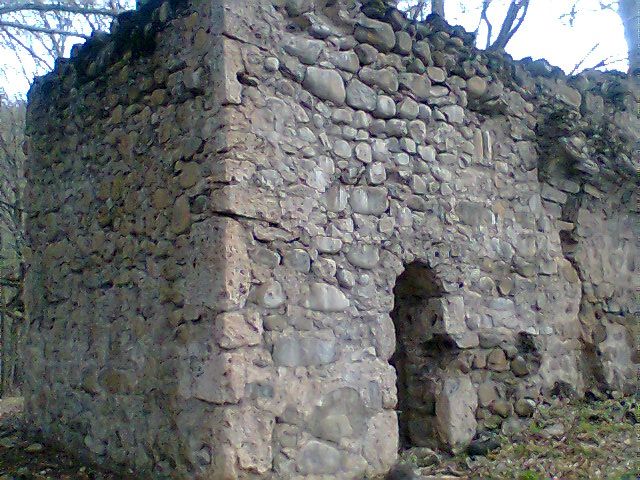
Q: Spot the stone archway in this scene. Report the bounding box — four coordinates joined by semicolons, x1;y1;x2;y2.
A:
390;261;449;449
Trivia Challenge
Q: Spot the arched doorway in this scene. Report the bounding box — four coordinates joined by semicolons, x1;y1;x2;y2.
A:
390;261;448;449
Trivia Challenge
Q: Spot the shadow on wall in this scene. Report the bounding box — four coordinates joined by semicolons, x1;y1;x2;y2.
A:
390;261;457;450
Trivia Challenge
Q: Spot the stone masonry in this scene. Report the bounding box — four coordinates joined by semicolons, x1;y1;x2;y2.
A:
24;0;638;478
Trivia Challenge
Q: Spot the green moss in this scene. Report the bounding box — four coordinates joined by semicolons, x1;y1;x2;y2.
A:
361;0;389;20
518;471;541;480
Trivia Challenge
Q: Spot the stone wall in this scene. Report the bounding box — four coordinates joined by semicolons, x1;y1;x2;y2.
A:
24;0;639;478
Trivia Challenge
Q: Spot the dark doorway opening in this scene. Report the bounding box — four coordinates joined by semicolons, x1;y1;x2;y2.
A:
390;261;447;449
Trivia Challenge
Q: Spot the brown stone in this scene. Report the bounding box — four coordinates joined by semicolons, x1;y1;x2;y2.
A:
487;349;510;372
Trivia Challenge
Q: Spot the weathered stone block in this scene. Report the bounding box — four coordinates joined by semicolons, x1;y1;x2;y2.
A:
303;67;346;104
183;218;251;312
435;376;478;449
271;332;337;366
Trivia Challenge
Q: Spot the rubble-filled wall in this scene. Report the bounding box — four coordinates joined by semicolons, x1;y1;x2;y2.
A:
23;0;258;477
24;0;639;478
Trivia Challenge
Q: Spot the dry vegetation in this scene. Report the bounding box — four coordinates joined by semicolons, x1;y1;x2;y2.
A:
0;394;637;479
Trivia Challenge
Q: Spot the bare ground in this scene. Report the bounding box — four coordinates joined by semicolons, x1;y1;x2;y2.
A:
0;395;638;479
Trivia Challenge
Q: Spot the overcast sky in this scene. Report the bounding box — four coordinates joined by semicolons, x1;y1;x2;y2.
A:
0;0;629;98
443;0;629;73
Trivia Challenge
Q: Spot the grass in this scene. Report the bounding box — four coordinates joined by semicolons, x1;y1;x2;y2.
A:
410;394;640;480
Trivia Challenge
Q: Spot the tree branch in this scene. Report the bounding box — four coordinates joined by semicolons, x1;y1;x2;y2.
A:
569;42;600;74
502;0;529;46
0;3;119;17
0;21;90;39
0;29;53;70
479;0;493;49
489;0;530;51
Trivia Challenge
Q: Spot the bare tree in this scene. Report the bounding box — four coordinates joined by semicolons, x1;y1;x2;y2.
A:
0;94;26;396
560;0;637;73
619;0;639;73
402;0;531;51
432;0;445;17
0;0;132;89
483;0;530;51
402;0;635;73
404;0;441;21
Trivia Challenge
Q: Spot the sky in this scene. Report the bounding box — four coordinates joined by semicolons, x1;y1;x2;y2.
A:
0;0;630;98
442;0;629;73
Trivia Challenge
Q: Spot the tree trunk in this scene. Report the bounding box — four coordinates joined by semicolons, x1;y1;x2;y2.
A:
489;0;530;51
0;311;10;396
0;309;21;397
619;0;639;74
432;0;445;18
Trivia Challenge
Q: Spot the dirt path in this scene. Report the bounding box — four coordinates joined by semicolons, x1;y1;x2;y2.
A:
0;397;124;479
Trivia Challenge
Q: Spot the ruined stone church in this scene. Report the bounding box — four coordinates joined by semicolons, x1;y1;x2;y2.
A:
23;0;638;478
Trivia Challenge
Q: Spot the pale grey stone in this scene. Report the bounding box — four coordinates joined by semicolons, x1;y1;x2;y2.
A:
298;126;316;142
332;108;353;124
284;37;324;65
363;412;399;477
400;137;416;153
264;57;280;72
298;440;341;475
349;187;389;214
333;139;352;158
395;152;410;166
285;0;314;16
272;333;337;367
398;73;431;101
436;376;478;449
386;119;408;137
284;249;311;272
430;85;450;97
337;269;356;288
255;281;285;308
315;236;343;253
412;40;432;65
367;162;387;185
397;98;419;119
355;142;373;163
456;201;493;226
327;50;360;73
408;120;427;142
310;387;368;443
372;139;389;161
541;183;568;204
410;175;427;194
353;110;371;128
303;67;346;104
359;67;399;93
477;382;498;407
374;95;396;119
427;66;446;83
346;244;380;269
394;31;412;55
441;105;465;124
466;76;487;98
355;43;378;65
325;185;349;212
419;145;436;162
346;79;377;112
354;18;396;52
305;283;350;311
